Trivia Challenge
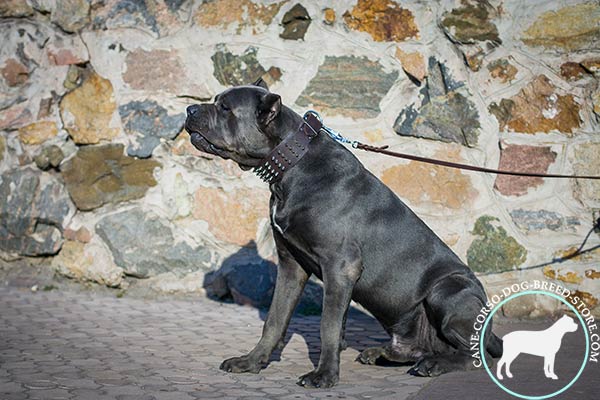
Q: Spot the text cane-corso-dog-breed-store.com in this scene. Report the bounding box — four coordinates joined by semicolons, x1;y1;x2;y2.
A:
184;79;503;388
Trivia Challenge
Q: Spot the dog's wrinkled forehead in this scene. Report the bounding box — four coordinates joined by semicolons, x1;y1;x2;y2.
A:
215;85;268;111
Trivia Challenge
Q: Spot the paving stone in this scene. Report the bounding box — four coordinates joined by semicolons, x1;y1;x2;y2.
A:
5;284;572;400
187;392;223;399
57;378;102;390
0;381;25;393
21;377;57;390
103;385;147;397
28;388;74;399
148;392;196;400
68;388;114;400
2;392;30;400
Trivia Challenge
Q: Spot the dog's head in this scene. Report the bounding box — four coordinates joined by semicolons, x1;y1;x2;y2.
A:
558;314;578;332
184;78;282;170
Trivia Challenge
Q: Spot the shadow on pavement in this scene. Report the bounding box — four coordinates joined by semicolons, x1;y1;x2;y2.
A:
202;242;388;368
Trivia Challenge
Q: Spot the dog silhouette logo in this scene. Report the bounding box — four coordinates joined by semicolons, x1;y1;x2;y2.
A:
497;315;578;381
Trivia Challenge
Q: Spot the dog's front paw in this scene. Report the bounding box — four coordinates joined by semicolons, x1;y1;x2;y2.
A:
297;369;339;388
220;355;263;374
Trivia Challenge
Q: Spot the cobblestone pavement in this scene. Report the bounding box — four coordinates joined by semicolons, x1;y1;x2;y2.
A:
0;286;424;400
1;286;598;400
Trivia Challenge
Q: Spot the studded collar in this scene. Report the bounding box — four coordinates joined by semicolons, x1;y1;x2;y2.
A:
253;112;322;184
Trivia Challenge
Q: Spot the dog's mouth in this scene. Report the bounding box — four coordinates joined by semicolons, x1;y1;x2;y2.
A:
185;122;257;171
187;129;230;160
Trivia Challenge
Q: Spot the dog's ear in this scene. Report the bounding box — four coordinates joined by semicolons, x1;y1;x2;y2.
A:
252;77;269;91
257;93;281;128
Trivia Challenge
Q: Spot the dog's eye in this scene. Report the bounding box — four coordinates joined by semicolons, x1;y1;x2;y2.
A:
220;103;231;112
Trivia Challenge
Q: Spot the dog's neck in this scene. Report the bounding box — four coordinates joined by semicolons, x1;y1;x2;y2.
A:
269;107;305;141
253;109;322;184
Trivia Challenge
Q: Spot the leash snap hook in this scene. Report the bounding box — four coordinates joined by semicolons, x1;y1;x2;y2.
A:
304;110;323;123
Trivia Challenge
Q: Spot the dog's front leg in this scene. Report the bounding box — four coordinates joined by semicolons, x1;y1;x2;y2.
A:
298;258;360;388
220;242;309;374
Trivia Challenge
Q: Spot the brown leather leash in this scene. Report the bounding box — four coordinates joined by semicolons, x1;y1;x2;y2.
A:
302;111;600;180
258;110;600;182
354;143;600;180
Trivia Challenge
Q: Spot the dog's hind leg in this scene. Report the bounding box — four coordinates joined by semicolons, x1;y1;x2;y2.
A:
408;273;492;377
357;307;426;365
357;342;425;365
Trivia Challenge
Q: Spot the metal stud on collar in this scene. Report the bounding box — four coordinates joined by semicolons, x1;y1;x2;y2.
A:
252;111;324;184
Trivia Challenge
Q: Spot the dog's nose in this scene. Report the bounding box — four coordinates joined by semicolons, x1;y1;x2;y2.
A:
187;105;200;117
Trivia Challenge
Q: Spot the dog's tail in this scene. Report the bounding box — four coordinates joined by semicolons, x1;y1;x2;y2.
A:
486;333;503;358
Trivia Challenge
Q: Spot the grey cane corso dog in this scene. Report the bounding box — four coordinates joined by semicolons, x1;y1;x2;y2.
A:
185;79;502;388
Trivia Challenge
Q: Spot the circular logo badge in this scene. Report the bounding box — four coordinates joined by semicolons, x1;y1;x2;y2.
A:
480;290;590;400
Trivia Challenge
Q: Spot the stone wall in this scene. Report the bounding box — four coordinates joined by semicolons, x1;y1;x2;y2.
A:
1;0;599;317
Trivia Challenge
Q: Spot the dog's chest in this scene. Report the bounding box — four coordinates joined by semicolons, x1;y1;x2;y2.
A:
271;201;286;236
271;199;324;277
270;198;304;245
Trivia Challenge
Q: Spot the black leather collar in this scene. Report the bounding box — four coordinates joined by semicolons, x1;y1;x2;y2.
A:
253;113;322;184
